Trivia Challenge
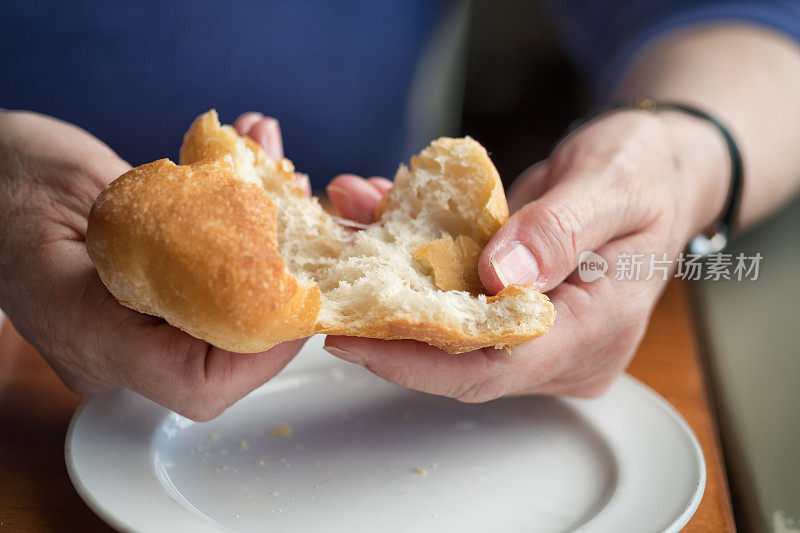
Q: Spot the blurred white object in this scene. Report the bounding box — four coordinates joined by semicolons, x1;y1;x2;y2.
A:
66;335;705;533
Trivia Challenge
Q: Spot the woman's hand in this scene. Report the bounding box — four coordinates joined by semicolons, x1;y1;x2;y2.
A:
0;110;305;421
324;110;729;399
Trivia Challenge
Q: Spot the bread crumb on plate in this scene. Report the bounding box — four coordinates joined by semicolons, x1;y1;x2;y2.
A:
268;423;293;437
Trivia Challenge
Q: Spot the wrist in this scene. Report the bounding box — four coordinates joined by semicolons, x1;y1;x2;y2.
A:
657;111;731;242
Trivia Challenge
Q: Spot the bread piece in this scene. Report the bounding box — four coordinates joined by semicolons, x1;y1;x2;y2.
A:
87;110;554;353
86;156;321;353
413;236;483;294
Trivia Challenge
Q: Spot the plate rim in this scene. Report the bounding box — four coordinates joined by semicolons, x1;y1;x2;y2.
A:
598;376;706;533
65;395;135;533
65;371;705;533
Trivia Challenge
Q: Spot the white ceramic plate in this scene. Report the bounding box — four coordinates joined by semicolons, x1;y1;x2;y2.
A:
66;336;705;532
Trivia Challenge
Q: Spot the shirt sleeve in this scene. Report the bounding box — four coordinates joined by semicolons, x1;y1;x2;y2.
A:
544;0;800;98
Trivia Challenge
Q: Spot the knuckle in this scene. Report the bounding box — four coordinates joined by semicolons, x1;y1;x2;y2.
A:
184;382;228;422
177;391;227;422
169;367;230;422
179;407;219;423
528;202;583;264
183;407;224;423
452;376;504;403
450;351;511;403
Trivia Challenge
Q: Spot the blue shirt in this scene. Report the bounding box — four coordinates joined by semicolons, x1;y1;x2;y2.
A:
2;1;799;187
545;0;800;96
1;1;444;182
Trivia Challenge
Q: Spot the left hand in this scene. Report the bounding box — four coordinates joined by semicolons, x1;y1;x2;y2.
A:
0;110;308;422
323;110;728;399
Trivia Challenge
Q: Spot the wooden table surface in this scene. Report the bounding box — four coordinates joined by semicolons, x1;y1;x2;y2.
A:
0;279;735;531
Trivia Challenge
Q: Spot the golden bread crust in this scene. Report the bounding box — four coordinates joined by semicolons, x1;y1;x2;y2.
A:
86;156;321;353
320;286;554;353
180;109;303;197
376;137;509;245
87;110;553;354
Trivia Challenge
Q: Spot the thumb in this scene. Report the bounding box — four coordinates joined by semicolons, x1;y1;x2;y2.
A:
478;181;649;294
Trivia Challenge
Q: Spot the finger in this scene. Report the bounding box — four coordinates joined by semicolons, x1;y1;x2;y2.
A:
294;173;311;197
247;117;284;160
324;230;666;402
478;162;656;294
583;229;671;307
321;277;587;401
191;339;308;416
366;176;393;195
323;337;518;402
233;112;264;136
121;322;306;421
506;162;548;213
523;231;667;397
79;263;306;421
326;174;385;224
37;237;304;420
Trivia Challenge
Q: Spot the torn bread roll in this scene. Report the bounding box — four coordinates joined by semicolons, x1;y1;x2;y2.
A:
86;110;554;354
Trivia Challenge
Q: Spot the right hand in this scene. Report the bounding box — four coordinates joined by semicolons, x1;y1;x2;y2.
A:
0;110;306;421
323;111;727;401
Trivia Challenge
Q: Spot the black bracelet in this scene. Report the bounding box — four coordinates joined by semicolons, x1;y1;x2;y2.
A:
562;98;743;256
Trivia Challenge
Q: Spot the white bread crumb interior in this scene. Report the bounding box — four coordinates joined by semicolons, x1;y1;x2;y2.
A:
227;133;553;347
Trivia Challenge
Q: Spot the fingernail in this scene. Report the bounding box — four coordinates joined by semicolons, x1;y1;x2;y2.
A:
294;173;311;196
491;241;540;287
325;185;353;213
264;117;279;134
263;118;283;160
323;345;363;365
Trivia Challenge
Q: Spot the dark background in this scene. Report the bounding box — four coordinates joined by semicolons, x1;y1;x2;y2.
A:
460;0;591;187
